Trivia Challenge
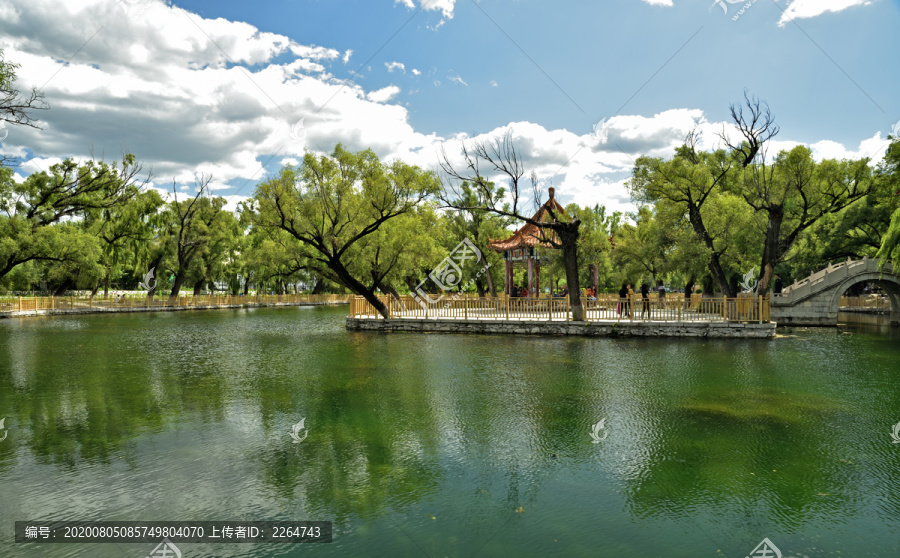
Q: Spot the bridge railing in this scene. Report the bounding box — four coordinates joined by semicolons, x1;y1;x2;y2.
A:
350;294;771;323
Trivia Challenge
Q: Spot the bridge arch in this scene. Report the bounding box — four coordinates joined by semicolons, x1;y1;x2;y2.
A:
770;258;900;326
829;272;900;326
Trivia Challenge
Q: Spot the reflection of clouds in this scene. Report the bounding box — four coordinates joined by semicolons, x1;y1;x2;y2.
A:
57;389;90;429
345;445;371;492
3;326;41;390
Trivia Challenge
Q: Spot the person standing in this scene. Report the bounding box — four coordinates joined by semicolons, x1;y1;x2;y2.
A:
618;283;629;317
657;280;666;310
773;274;783;294
641;283;651;319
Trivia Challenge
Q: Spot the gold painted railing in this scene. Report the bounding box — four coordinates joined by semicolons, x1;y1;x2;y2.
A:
839;296;890;309
350;294;771;323
0;293;350;313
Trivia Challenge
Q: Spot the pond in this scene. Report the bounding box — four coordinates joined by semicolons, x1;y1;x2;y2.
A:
0;307;898;557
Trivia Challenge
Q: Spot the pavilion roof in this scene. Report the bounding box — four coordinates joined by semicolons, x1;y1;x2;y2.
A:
488;188;567;252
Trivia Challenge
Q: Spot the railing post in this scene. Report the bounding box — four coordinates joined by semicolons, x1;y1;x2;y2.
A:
464;295;468;320
18;296;21;312
505;295;509;321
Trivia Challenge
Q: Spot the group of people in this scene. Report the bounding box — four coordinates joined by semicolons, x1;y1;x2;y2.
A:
511;286;531;297
617;281;666;318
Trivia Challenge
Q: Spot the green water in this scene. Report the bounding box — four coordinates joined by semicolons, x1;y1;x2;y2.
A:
1;307;899;557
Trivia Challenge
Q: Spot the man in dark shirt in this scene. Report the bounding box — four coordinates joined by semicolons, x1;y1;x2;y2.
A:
774;274;783;294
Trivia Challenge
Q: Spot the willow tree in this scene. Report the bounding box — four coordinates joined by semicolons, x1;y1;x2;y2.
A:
0;156;146;283
629;132;739;296
440;131;587;320
252;144;440;318
876;139;900;265
742;146;873;293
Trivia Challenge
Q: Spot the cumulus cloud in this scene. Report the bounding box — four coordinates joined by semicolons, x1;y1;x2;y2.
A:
777;0;873;26
368;85;401;103
641;0;674;6
0;0;445;192
395;0;456;28
0;0;882;217
385;61;405;73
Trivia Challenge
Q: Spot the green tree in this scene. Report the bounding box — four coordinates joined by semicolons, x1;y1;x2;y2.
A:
85;187;165;296
159;178;234;298
739;146;873;294
0;156;145;283
252;145;439;318
874;139;900;266
629;132;740;296
441;132;587;320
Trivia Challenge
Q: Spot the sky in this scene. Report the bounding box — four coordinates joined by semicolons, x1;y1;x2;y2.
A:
0;0;897;214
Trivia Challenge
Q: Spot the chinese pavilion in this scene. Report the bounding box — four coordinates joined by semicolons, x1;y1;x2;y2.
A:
487;187;566;297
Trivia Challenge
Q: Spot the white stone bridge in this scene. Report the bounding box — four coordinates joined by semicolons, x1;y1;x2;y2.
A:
771;257;899;326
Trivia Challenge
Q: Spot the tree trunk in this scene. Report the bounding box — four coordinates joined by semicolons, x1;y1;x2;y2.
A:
170;270;187;299
558;224;584;321
757;208;784;295
103;272;110;298
475;277;486;298
687;205;735;297
485;264;497;297
707;253;735;297
193;282;203;296
329;259;390;318
376;279;402;303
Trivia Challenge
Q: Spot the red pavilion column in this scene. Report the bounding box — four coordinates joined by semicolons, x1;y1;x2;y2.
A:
504;258;513;296
535;259;541;297
527;258;534;297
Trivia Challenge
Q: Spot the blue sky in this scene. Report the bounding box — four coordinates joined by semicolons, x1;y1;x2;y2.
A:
0;0;897;212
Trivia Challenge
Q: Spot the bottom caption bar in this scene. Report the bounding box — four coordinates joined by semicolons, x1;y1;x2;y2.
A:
15;521;332;543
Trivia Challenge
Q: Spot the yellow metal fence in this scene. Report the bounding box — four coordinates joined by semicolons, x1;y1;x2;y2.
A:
0;293;350;313
350;294;771;323
839;296;890;309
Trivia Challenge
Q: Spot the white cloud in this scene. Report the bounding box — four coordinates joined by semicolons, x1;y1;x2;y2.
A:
368;85;401;103
0;0;882;218
342;49;353;64
0;0;446;190
385;61;406;73
395;0;456;27
641;0;674;6
490;80;498;87
411;68;421;76
449;74;468;86
777;0;873;26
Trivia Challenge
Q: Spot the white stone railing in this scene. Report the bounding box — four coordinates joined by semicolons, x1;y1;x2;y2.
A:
774;257;893;305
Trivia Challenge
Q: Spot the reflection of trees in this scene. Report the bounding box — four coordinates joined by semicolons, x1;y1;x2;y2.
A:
5;310;900;548
0;315;231;468
621;384;869;531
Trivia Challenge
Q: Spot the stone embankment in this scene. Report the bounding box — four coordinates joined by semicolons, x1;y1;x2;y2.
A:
346;318;776;338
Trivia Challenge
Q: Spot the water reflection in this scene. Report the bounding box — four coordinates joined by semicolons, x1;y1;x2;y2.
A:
1;308;899;557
